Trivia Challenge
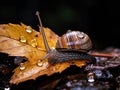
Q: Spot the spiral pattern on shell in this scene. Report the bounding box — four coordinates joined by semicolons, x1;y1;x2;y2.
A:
56;30;92;50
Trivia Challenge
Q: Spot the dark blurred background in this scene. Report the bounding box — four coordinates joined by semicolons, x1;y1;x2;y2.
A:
0;0;120;49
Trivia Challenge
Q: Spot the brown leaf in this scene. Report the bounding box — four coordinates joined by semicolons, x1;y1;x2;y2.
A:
10;59;87;84
0;23;90;85
0;23;58;63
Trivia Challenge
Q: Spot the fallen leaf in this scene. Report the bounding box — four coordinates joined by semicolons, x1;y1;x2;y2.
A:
0;23;58;64
0;23;95;85
10;59;87;84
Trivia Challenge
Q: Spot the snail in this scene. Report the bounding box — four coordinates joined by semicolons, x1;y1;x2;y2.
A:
36;11;96;64
56;30;92;51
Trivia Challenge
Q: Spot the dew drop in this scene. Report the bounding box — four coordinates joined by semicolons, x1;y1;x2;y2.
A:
19;63;25;70
30;39;37;47
52;68;56;71
51;47;55;50
43;62;48;68
37;47;43;50
4;87;10;90
37;60;43;67
94;70;102;78
26;26;33;33
78;32;84;38
66;81;72;87
4;85;10;90
19;36;27;43
87;72;95;83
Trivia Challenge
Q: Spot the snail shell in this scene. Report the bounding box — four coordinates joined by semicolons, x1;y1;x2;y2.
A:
56;30;92;50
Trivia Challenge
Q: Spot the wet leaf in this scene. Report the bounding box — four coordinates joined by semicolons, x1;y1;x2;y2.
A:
10;59;87;84
0;23;90;85
0;23;58;64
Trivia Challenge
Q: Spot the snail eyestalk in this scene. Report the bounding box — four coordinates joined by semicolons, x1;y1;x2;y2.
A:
36;11;51;53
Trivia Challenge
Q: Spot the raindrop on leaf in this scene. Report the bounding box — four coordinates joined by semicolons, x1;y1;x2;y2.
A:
30;38;38;47
26;26;33;33
19;36;27;43
19;63;26;70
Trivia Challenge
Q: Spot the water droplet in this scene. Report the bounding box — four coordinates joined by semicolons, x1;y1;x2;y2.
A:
87;72;95;83
26;26;33;33
20;63;25;70
94;70;102;78
51;47;55;50
4;85;10;90
37;60;43;67
4;84;10;90
66;81;72;87
30;39;37;47
43;62;48;68
19;36;26;43
52;68;56;71
4;87;10;90
77;32;84;39
37;47;43;50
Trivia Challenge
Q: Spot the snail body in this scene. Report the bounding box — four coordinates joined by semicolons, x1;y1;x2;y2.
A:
36;12;95;65
47;30;95;64
56;30;92;51
48;48;96;64
39;29;95;64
